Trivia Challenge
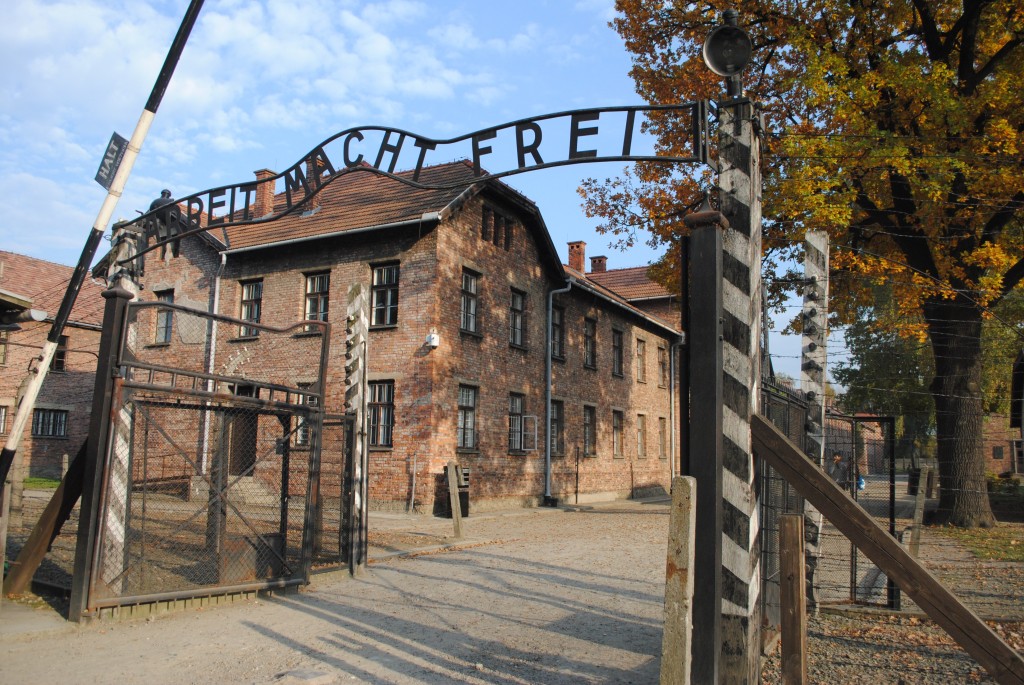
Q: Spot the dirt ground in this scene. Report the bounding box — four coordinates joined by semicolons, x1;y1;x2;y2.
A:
2;499;1023;684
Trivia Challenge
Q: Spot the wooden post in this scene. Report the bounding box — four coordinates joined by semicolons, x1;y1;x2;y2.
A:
752;414;1024;685
661;476;696;685
909;466;931;558
780;514;808;684
447;461;463;539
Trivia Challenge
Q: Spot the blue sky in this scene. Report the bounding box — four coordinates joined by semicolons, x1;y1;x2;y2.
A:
0;0;810;379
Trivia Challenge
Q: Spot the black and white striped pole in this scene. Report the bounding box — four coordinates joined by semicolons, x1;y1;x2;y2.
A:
688;9;763;683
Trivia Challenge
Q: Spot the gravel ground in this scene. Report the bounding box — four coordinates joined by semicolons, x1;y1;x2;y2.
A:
3;497;1023;684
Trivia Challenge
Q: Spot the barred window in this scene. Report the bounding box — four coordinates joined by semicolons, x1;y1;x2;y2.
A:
368;381;395;447
371;264;399;326
457;385;478;449
0;405;7;434
305;272;330;324
460;270;480;334
0;330;7;365
240;279;263;337
32;408;68;438
659;417;668;459
155;290;174;343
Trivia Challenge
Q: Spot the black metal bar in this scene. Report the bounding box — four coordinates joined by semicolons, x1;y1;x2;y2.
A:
144;0;205;113
68;286;133;621
887;418;900;609
88;577;305;610
685;211;724;684
279;415;291;565
679;234;691;477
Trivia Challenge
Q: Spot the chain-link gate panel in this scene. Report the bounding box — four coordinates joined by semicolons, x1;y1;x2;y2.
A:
87;301;329;608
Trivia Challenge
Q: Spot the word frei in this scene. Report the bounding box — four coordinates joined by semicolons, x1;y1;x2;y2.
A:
138;104;706;236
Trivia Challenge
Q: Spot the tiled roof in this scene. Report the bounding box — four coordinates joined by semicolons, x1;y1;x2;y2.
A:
585;265;672;301
222;161;487;251
564;264;679;334
0;250;106;326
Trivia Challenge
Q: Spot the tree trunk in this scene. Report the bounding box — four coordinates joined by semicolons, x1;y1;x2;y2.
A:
926;297;996;528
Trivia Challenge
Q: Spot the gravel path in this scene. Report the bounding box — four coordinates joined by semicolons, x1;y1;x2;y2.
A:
3;498;1023;684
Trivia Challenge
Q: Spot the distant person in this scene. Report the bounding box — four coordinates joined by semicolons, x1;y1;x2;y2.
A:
829;453;849;489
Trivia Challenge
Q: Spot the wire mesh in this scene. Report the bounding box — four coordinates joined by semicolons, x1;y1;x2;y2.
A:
87;301;330;606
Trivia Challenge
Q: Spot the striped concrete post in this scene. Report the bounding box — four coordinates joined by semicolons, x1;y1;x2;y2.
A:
345;284;370;573
718;99;763;684
800;230;829;608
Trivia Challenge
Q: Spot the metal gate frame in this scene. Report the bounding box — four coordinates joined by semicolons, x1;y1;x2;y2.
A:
69;291;332;619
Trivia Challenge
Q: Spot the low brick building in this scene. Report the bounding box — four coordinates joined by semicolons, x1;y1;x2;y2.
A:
139;161;683;512
0;249;105;527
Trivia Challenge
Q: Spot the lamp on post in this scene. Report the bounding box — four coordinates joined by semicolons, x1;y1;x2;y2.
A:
702;9;752;98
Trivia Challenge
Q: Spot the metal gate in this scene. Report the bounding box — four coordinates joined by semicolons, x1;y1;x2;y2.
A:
72;298;332;613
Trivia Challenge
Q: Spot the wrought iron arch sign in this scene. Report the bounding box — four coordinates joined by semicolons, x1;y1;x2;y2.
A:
126;103;712;261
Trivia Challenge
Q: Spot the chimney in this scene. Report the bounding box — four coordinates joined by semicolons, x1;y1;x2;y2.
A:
253;168;276;218
568;241;586;272
590;255;607;273
305;158;322;212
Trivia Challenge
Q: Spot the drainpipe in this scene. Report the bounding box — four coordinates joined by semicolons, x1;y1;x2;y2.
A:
545;279;572;503
669;336;685;479
200;252;227;474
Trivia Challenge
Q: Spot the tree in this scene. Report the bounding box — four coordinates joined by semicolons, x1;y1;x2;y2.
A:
831;289;936;465
583;1;1024;526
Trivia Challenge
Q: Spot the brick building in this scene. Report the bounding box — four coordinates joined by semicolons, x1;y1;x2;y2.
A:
139;161;683;512
0;251;105;488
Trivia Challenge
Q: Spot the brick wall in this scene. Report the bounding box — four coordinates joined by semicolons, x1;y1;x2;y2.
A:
139;190;681;512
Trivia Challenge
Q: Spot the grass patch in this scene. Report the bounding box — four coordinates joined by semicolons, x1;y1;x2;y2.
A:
22;476;61;490
934;521;1024;562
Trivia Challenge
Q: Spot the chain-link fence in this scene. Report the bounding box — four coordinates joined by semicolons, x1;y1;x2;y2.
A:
85;301;331;608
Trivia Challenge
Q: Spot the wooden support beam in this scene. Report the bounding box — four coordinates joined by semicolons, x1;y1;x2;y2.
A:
4;442;86;595
752;414;1024;685
661;476;696;685
780;514;808;684
447;461;463;540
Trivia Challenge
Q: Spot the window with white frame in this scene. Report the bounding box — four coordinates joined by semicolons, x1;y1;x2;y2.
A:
240;279;263;337
509;393;525;451
369;381;395;447
460;269;480;334
155;290;174;343
32;408;68;438
304;272;330;325
371;264;399;326
0;405;7;434
550;400;565;456
457;385;478;449
509;289;526;347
